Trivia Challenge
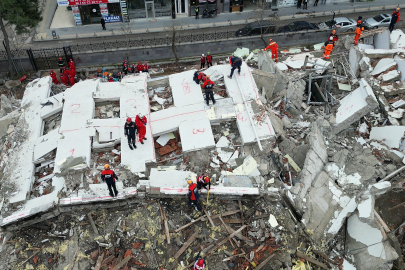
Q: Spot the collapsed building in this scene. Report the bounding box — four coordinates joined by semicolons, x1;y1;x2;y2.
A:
0;28;404;270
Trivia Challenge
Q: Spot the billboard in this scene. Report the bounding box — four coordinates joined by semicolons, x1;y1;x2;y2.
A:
57;0;119;6
103;15;122;23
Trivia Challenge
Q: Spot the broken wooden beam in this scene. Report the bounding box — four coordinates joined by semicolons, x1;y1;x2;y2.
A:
211;210;240;220
296;251;328;269
174;227;200;259
238;200;244;227
94;252;105;270
256;254;276;270
218;216;237;248
111;255;132;270
159;204;171;244
223;223;254;247
201;205;215;227
87;212;99;236
174;216;205;233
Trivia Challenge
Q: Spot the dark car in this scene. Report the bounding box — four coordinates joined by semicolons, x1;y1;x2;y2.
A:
277;21;319;33
235;21;276;37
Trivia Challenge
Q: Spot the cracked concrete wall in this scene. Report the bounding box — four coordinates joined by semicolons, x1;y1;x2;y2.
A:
374;29;390;50
349;47;362;77
257;51;287;97
279;138;309;169
286;79;306;109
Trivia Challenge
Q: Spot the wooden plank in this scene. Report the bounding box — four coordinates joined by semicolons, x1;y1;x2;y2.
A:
100;255;115;267
174;228;200;259
201;206;215;227
211;210;240;220
67;249;80;270
206;225;246;256
222;252;246;261
256;254;276;270
312;251;338;266
218;216;237;248
223;223;254;247
94;252;105;270
159;204;171;244
296;251;328;269
238;200;244;227
174;216;205;233
111;255;131;270
87;212;99;236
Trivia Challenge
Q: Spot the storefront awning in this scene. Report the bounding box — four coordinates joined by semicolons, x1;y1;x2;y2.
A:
57;0;119;7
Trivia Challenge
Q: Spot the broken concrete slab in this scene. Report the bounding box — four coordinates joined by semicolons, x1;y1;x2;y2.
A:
374;29;390;50
370;58;397;76
179;119;215;152
378;70;401;83
394;56;405;82
369;126;405;148
169;70;204;107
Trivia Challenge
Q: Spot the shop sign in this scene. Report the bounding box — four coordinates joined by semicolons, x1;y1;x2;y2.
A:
57;0;119;6
71;5;82;25
278;0;297;6
103;15;122;23
100;3;109;16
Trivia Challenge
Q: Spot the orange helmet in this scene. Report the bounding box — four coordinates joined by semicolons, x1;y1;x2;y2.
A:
187;180;193;185
104;164;110;169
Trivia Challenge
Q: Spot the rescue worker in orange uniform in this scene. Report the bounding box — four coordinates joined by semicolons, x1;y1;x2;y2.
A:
329;30;338;43
323;37;334;60
354;24;364;45
187;180;201;211
263;39;279;62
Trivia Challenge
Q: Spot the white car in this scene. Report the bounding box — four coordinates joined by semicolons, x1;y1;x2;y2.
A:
363;14;392;29
318;17;357;33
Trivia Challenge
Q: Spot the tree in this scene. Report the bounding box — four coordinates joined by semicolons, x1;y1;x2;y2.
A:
250;0;280;47
0;0;42;76
166;19;179;65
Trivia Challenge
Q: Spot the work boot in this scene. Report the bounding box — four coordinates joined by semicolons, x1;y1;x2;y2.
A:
227;75;232;79
132;142;137;149
143;138;147;140
129;144;133;150
140;141;144;144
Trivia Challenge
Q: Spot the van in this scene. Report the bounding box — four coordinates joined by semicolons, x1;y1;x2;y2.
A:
235;21;276;37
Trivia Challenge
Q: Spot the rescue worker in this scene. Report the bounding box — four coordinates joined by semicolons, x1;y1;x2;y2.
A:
117;72;122;81
329;30;338;43
195;5;199;19
197;72;207;84
206;52;212;68
200;54;206;69
135;113;148;144
102;68;108;79
193;71;201;84
122;59;127;69
68;58;75;71
136;61;144;73
68;74;75;87
142;62;150;73
193;258;206;270
60;73;68;86
202;75;215;106
124;117;138;150
263;39;279;62
187;180;201;211
323;36;334;60
197;175;211;190
108;76;114;82
62;66;69;77
57;57;65;73
131;64;136;73
101;164;119;197
354;24;364;45
123;63;128;75
49;70;60;84
389;8;401;33
228;55;242;79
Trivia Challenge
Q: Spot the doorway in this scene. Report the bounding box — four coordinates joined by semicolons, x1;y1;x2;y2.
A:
145;1;155;18
79;4;102;25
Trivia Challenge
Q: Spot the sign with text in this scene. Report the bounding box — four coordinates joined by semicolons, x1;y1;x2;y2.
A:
57;0;119;6
103;15;121;23
71;5;82;25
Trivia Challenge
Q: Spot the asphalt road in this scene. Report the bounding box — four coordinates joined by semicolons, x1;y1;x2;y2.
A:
34;10;388;49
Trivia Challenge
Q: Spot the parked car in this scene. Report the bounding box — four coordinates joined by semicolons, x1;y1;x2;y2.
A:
363;14;392;29
318;17;357;33
235;21;276;37
277;21;319;33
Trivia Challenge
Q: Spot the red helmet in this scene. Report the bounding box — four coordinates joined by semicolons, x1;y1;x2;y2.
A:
144;62;147;64
59;57;62;60
357;20;361;24
70;58;73;61
197;259;204;266
204;176;210;183
126;117;131;122
138;61;141;64
50;70;53;72
124;60;127;62
132;64;135;66
124;63;127;66
63;66;66;69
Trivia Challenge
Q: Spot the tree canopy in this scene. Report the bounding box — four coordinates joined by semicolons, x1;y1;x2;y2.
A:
0;0;42;34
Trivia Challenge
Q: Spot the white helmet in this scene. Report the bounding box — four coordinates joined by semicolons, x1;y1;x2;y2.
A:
138;113;143;118
330;36;333;41
202;54;204;56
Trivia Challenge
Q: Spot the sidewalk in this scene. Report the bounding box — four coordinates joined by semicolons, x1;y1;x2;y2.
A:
35;0;404;41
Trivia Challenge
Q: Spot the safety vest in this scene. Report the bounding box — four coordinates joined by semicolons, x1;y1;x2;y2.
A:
325;43;334;51
355;27;362;35
195;7;199;12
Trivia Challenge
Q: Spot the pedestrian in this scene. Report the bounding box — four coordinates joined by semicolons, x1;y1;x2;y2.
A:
263;38;279;62
354;25;363;45
314;0;319;6
389;8;401;33
297;0;302;9
123;63;128;75
206;52;212;68
303;0;308;10
142;62;150;73
49;70;60;84
321;0;326;5
101;164;119;197
124;117;138;150
135;113;148;144
187;180;201;211
323;36;334;59
193;258;206;270
57;57;65;73
227;55;242;79
195;5;199;19
329;29;338;43
131;64;136;73
136;61;143;73
197;175;211;190
101;17;106;30
202;75;215;106
200;54;206;69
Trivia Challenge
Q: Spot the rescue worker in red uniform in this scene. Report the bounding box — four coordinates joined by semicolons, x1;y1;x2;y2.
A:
187;180;201;211
142;62;150;73
323;37;334;60
354;23;363;45
136;61;143;73
202;75;215;106
193;258;206;270
101;164;119;197
206;52;212;68
197;175;211;190
135;113;147;144
49;70;60;84
109;77;114;82
68;59;76;77
60;73;68;86
198;72;207;84
263;39;279;62
123;63;128;75
68;74;75;87
200;54;206;69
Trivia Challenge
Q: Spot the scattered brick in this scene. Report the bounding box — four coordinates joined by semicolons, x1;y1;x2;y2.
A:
123;249;132;258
